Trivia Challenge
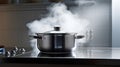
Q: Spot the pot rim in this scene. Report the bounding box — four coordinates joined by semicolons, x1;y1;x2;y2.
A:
36;33;77;35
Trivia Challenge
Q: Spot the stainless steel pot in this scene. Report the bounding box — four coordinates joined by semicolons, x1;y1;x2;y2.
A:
32;27;84;54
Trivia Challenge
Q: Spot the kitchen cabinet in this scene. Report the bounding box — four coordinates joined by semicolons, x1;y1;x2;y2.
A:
0;0;9;4
0;2;49;50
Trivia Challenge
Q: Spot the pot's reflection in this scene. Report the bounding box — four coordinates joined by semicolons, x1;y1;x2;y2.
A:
72;46;112;59
37;52;73;57
16;46;112;59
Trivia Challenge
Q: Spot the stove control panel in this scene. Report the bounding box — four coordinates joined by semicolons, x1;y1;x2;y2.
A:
0;46;26;57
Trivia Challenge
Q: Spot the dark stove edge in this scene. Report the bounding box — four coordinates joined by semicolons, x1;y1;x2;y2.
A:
0;58;120;66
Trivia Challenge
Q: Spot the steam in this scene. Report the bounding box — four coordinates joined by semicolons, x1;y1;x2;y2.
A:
26;1;95;51
27;3;89;34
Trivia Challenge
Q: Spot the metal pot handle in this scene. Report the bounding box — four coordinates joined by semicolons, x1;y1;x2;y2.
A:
29;35;42;39
75;35;84;39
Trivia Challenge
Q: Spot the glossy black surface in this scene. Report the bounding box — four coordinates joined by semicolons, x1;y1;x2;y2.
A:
0;47;120;66
38;52;72;57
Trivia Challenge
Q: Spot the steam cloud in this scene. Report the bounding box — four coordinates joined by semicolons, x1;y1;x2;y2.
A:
26;0;95;51
27;3;89;34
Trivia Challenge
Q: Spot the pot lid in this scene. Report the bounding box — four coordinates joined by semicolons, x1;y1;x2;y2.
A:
36;26;76;35
45;26;66;33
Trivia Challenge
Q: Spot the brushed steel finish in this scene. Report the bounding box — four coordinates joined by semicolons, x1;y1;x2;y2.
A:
36;33;76;53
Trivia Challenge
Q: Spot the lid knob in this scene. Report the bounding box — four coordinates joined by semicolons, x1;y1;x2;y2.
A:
54;27;60;31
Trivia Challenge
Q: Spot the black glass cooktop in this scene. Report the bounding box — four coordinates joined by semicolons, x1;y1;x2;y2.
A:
13;47;118;59
1;47;120;66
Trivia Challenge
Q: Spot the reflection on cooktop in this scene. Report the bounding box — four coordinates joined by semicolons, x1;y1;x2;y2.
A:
38;52;73;57
14;47;115;59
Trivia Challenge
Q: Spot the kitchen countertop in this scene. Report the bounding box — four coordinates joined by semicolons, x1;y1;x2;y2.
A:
1;47;120;66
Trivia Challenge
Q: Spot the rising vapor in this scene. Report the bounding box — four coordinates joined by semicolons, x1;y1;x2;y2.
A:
26;1;95;51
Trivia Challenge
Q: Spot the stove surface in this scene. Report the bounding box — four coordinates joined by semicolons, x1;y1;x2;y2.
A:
1;47;120;65
12;47;120;59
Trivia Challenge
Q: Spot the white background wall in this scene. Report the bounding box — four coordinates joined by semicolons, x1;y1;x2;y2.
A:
71;0;112;47
112;0;120;47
